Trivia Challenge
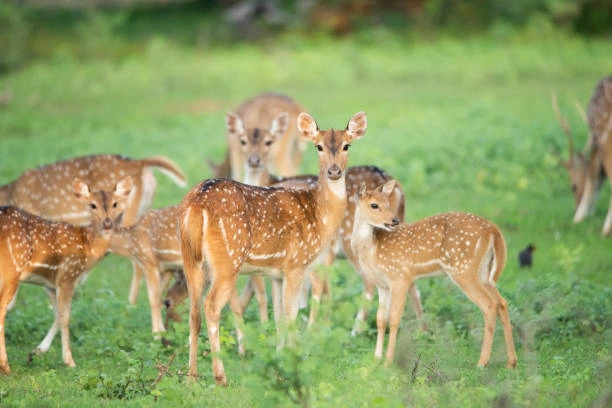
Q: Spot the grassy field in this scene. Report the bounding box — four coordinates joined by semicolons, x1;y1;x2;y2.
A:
0;26;611;407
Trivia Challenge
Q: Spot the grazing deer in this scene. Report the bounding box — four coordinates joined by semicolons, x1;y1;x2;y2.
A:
210;92;307;180
552;75;612;235
351;180;517;369
0;153;187;303
0;176;134;374
108;206;183;334
179;111;367;385
226;109;423;330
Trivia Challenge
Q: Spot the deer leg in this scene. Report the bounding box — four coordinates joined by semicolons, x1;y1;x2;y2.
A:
308;246;335;326
238;277;255;315
204;271;239;386
228;289;245;355
407;283;426;331
385;282;411;365
375;287;390;360
452;274;499;368
272;277;283;326
128;261;143;305
486;284;517;368
352;273;376;336
0;276;20;374
307;269;324;327
183;259;205;383
30;288;60;359
600;155;612;235
56;283;77;368
143;262;165;334
241;276;268;323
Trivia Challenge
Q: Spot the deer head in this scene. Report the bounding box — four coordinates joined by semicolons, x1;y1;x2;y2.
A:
73;176;134;234
226;111;289;184
298;111;366;187
356;179;401;231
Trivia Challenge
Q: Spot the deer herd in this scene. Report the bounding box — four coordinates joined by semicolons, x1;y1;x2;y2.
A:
0;77;610;383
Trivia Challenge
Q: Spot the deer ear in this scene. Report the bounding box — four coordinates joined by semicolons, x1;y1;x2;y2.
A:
114;176;134;199
226;112;245;137
380;180;397;196
297;112;319;142
358;182;368;198
269;112;289;141
346;111;367;141
72;178;91;202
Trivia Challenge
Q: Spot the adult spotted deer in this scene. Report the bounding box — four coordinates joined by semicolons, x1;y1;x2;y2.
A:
0;154;187;303
210;92;307;180
0;176;134;374
552;75;612;235
179;111;367;385
351;180;517;369
226;110;423;331
109;206;183;334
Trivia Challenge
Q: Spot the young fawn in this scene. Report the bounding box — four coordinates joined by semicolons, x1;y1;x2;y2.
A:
552;75;612;235
210;92;307;181
0;153;187;305
179;111;367;385
351;180;517;369
225;111;423;330
0;176;134;374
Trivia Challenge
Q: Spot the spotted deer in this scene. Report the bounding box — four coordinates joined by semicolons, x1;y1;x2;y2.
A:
0;176;134;374
108;205;183;334
225;110;423;330
179;111;367;385
552;75;612;235
210;92;307;180
0;154;187;303
351;180;517;369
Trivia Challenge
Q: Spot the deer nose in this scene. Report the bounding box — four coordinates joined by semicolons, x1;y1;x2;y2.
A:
102;218;113;230
163;299;171;308
327;164;342;181
248;154;261;168
392;217;400;226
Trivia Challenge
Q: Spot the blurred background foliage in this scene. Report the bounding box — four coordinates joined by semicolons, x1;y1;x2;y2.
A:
1;0;611;73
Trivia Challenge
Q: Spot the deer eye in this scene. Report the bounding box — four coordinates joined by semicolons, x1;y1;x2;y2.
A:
265;140;273;146
571;184;577;192
343;144;350;151
316;145;323;152
90;203;97;209
370;203;379;209
113;202;118;208
240;140;247;146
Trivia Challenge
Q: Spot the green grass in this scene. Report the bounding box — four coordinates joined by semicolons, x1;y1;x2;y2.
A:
0;27;611;407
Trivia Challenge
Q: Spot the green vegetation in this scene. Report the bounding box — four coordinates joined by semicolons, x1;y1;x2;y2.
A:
0;16;610;407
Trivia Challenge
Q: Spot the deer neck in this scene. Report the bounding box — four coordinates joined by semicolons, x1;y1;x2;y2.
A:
316;170;348;241
243;166;273;187
82;224;114;260
351;209;377;259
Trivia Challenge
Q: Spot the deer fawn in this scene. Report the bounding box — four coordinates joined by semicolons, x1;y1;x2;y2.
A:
225;110;424;330
179;111;367;385
351;180;517;369
210;92;307;180
0;176;134;374
552;76;612;235
108;205;183;334
0;153;187;304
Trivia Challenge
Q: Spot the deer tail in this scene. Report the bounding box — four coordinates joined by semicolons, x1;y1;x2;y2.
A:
141;156;187;187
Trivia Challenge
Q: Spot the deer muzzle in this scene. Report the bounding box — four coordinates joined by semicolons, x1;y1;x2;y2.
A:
102;218;113;231
327;164;342;181
248;154;261;169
